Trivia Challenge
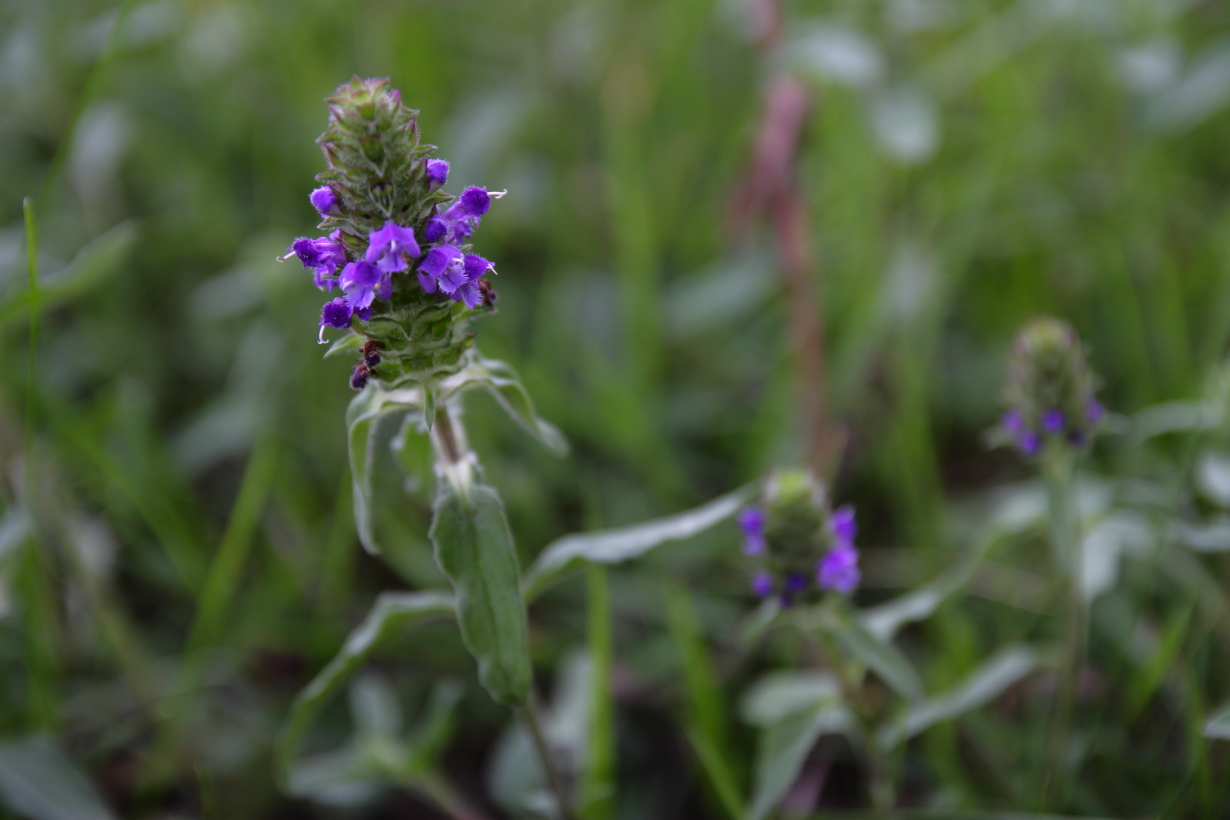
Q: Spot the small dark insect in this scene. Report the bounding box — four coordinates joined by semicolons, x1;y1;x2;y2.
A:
478;278;498;309
362;339;384;368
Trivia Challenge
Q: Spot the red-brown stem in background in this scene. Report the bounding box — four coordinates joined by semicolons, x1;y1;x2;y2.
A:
730;49;841;476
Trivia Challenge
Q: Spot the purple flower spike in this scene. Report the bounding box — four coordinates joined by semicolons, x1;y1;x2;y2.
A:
830;505;856;547
1002;409;1024;434
366;223;419;273
426;159;449;188
1042;410;1065;434
1019;431;1041;456
320;298;352;329
310;186;337;215
340;260;385;311
751;571;774;599
1086;400;1105;424
738;507;766;555
817;543;860;594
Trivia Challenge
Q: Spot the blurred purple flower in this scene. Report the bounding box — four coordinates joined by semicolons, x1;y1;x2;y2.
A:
1086;400;1105;423
1019;431;1041;456
751;571;774;599
817;543;859;594
738;506;766;555
1043;410;1065;434
1002;409;1024;434
830;505;856;547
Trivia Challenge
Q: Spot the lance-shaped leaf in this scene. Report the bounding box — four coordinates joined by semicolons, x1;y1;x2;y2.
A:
745;703;852;820
324;332;365;359
0;737;116;820
522;485;758;602
831;608;923;700
473;357;568;455
430;483;531;705
877;646;1038;750
345;386;421;553
276;591;455;787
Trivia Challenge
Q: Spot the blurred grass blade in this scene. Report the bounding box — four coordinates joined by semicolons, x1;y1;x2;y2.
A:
276;591;455;787
832;608;923;700
430;483;531;705
664;582;741;819
0;736;115;820
523;484;758;602
746;704;852;820
0;221;138;327
877;647;1038;750
185;437;277;653
579;565;615;820
1206;703;1230;740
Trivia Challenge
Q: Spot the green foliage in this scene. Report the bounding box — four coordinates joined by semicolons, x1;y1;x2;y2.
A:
429;482;531;706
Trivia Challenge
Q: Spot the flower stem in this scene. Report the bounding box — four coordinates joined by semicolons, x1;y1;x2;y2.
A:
815;624;894;815
1043;452;1084;808
521;693;577;820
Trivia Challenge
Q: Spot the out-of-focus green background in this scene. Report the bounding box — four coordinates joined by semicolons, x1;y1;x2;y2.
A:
3;0;1230;817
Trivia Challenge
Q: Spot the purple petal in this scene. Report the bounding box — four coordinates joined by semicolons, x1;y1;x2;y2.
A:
460;186;490;216
376;272;393;301
463;254;490;283
423;216;448;243
417;271;438;294
319;298;352;328
345;285;375;311
310;186;336;214
365;222;419;272
418;245;461;278
453;282;483;308
437;257;469;294
426;159;449;187
340;260;381;290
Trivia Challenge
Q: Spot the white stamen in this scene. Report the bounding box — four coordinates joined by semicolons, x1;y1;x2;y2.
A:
276;250;297;263
489;189;508;199
318;326;328;344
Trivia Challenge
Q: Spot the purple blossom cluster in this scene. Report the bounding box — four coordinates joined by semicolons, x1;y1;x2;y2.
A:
284;163;500;339
1002;400;1104;456
738;502;860;604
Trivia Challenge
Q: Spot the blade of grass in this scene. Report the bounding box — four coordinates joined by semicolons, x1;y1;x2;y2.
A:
579;564;616;820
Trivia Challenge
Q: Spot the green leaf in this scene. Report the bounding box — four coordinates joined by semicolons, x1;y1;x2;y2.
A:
831;609;923;700
1206;702;1230;740
522;484;758;602
406;679;465;774
579;566;616;820
1080;513;1153;604
323;332;365;359
739;671;841;727
476;357;568;455
276;591;455;787
745;704;852;820
0;736;116;820
877;646;1037;750
430;483;531;705
1196;451;1230;508
346;387;420;553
